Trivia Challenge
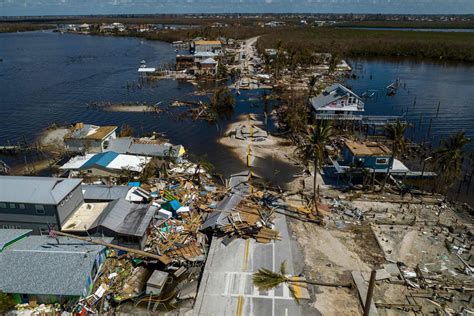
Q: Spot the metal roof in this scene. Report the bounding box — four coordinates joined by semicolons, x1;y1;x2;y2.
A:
95;199;156;238
0;229;31;252
81;151;119;169
105;138;184;158
81;184;130;202
0;176;82;205
201;58;218;65
194;51;217;57
201;192;244;230
309;83;363;111
344;140;392;157
64;124;117;140
61;152;150;173
0;235;109;296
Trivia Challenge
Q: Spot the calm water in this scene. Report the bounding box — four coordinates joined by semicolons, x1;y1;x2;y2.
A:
344;27;474;33
346;58;474;149
1;31;474;191
346;58;474;203
0;31;296;185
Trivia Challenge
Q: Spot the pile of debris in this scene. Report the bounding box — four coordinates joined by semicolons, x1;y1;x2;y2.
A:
319;193;474;314
69;164;294;314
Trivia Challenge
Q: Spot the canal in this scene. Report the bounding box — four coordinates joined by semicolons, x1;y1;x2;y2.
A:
1;31;473;195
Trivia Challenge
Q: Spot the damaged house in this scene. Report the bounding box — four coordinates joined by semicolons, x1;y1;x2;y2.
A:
64;123;118;153
309;83;365;120
62;198;157;249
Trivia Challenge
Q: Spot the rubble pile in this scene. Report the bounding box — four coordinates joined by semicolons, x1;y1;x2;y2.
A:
318;193;474;314
65;163;292;314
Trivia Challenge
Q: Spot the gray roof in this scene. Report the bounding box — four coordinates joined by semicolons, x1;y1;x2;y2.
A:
0;235;109;296
202;192;243;230
105;138;182;158
0;229;32;251
309;83;360;110
0;176;82;205
95;199;156;238
82;184;130;202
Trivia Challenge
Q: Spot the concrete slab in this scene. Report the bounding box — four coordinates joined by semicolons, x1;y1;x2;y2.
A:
351;271;379;316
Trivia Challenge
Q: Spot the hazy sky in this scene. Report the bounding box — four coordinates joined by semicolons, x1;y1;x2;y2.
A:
1;0;474;16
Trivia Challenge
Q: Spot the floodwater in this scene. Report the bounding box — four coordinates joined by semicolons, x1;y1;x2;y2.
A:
1;31;473;192
346;58;474;150
0;30;297;185
346;57;474;203
343;27;474;33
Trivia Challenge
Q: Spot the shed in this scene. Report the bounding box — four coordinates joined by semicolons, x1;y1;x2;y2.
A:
146;270;169;295
93;198;157;249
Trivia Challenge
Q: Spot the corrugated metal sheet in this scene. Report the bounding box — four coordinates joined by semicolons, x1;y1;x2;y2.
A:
0;176;82;205
81;151;119;169
81;184;130;202
96;199;156;238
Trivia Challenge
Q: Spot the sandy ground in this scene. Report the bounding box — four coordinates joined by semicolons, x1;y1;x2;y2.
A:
105;105;159;112
218;114;300;181
290;221;371;315
39;127;68;147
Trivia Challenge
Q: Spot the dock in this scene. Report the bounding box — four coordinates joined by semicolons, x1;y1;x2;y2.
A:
0;143;42;154
315;114;405;125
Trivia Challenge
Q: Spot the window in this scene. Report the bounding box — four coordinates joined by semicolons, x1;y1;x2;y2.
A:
9;203;15;209
18;204;25;209
35;204;45;214
376;158;389;165
0;203;6;209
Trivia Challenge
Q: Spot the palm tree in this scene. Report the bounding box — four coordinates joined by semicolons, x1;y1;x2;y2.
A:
432;131;471;187
253;261;351;303
381;120;408;191
297;121;333;207
263;53;272;74
307;75;318;98
328;53;341;73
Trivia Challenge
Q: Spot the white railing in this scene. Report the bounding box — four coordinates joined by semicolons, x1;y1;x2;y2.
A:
314;113;363;121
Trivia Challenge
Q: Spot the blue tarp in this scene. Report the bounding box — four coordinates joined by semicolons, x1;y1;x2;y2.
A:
161;199;182;217
81;151;119;169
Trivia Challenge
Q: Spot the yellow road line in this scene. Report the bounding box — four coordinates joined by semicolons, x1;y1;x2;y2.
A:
289;277;303;299
236;295;244;316
242;239;250;271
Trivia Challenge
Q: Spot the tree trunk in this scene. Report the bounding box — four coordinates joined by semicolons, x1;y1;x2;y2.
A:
288;279;352;289
313;159;318;209
381;154;394;192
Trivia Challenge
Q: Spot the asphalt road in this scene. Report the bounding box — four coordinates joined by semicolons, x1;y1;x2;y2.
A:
193;212;305;316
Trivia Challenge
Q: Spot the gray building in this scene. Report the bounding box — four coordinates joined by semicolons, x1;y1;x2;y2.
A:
0;176;84;234
309;83;365;120
93;198;157;249
104;137;185;162
0;229;109;304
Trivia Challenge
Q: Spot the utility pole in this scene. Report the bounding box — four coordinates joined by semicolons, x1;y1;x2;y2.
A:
363;270;377;316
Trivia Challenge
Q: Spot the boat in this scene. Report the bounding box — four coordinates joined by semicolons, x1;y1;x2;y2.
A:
386;78;401;96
